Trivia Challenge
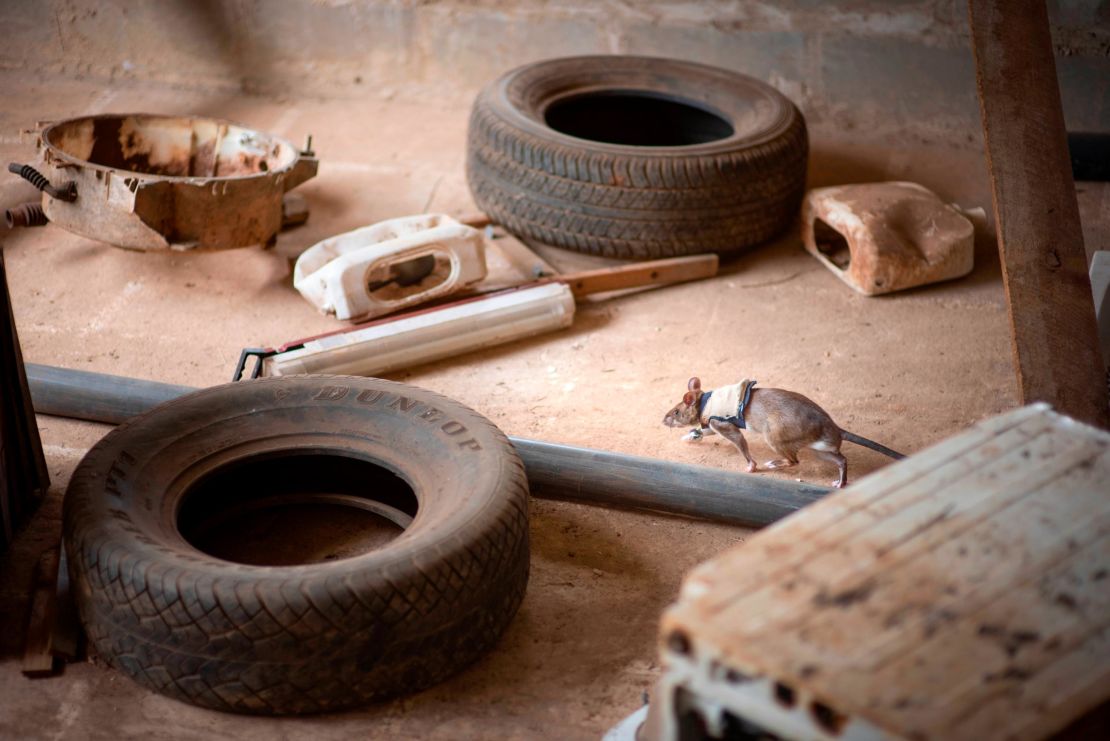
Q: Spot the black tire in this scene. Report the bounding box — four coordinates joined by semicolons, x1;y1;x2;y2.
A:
63;376;529;715
466;55;808;259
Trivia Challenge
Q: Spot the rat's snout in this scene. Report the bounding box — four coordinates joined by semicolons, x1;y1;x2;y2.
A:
663;409;682;428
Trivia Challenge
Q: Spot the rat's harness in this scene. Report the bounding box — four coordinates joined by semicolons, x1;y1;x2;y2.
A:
687;380;757;440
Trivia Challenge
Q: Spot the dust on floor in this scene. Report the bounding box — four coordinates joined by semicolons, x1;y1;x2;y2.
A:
0;71;1038;739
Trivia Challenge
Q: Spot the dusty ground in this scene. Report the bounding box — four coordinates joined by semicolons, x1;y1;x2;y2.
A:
1;68;1097;739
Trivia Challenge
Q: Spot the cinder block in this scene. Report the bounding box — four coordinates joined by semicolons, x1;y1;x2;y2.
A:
820;34;979;136
1057;55;1110;131
231;2;417;94
0;0;59;72
619;25;807;96
1;0;1103;142
413;7;610;92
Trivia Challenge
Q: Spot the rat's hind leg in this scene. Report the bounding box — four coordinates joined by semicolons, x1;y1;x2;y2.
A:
811;448;848;488
707;419;757;473
762;439;800;470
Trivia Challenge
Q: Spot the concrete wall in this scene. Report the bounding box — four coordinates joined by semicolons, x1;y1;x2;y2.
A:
1;0;1107;142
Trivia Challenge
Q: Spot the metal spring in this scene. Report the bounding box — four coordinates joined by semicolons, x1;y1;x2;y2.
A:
6;162;76;201
5;202;47;229
9;163;50;192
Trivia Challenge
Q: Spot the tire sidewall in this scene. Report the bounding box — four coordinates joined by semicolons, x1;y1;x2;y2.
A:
466;55;809;258
63;375;530;712
481;55;800;159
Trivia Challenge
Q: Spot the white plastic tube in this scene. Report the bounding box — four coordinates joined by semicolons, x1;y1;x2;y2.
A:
267;283;576;377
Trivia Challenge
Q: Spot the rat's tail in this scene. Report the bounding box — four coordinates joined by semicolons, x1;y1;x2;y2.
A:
841;431;905;460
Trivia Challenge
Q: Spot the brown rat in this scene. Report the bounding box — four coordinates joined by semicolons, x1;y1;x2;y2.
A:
663;376;904;488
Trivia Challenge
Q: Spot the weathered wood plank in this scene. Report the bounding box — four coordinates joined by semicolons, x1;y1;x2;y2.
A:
562;255;718;297
476;227;559;292
51;545;81;661
969;0;1109;428
22;547;61;677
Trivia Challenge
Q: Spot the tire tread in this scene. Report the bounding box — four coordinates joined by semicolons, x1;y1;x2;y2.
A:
65;377;530;715
466;73;808;258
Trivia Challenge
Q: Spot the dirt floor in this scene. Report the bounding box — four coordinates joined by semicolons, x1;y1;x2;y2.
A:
0;71;1103;739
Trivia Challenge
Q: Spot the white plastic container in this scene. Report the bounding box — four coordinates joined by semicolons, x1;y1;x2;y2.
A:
293;214;488;321
267;282;576;377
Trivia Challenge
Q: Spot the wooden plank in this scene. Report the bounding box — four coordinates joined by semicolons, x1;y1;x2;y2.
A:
487;229;559;281
452;213;560;293
561;255;718;297
477;238;715;298
456;211;492;229
0;450;11;549
0;249;49;538
473;238;537;293
968;0;1110;429
528;240;621;276
22;547;61;677
51;545;81;661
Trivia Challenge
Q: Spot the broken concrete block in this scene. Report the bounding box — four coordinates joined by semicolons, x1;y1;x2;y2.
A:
801;182;974;296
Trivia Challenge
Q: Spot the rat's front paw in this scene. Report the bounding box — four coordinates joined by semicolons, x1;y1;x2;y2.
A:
682;429;704;443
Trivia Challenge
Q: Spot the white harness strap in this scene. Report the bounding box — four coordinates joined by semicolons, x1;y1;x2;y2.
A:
698;379;757;429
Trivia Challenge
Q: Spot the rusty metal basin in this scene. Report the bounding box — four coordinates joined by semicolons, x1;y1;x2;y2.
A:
34;114;317;251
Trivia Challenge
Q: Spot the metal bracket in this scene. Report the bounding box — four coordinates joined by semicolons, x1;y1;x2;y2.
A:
232;347;277;382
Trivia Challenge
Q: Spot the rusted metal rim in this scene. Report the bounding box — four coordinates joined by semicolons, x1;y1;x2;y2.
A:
40;113;301;183
33;113;318;250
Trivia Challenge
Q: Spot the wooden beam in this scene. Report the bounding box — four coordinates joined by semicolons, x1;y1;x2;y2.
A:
22;548;61;677
968;0;1109;429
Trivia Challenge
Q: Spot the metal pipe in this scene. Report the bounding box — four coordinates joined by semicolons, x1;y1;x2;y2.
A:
515;439;827;526
26;363;195;425
26;363;828;528
5;202;48;229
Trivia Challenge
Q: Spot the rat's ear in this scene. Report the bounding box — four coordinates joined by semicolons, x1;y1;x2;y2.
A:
682;391;696;406
687;377;701;392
